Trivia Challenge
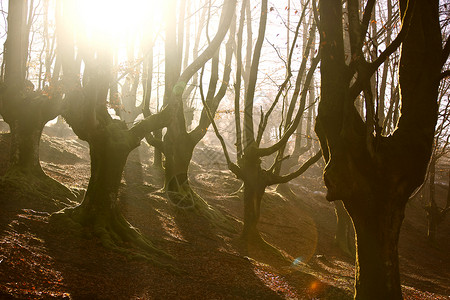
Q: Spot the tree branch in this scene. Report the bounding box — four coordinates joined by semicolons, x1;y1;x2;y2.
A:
129;104;173;141
199;73;243;179
268;150;321;185
441;37;450;67
175;0;236;94
255;51;320;157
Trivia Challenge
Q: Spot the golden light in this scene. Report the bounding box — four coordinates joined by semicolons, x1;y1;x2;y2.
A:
75;0;165;48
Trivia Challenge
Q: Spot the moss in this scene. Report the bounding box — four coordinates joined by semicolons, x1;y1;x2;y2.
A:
167;183;237;233
2;167;78;205
51;205;177;271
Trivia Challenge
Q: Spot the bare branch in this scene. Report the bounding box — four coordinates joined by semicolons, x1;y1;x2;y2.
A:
199;70;243;179
255;51;320;157
268;151;322;185
129;104;173;141
176;0;236;92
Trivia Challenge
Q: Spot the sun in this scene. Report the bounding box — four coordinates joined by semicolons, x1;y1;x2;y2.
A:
75;0;165;47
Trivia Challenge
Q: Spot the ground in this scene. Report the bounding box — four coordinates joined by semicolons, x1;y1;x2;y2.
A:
0;126;449;299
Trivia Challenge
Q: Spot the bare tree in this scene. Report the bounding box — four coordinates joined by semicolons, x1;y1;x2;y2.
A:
144;0;237;229
204;0;321;248
53;0;236;258
315;0;445;299
0;0;71;199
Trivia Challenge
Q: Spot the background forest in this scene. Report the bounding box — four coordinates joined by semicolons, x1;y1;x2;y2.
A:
0;0;449;299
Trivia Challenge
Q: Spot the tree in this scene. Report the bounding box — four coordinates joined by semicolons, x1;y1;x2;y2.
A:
52;0;236;258
145;0;237;228
52;0;175;261
204;0;321;248
424;77;450;244
315;0;445;298
0;0;72;199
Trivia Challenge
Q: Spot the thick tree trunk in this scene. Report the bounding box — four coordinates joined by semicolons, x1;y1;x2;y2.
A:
163;133;195;207
1;92;70;200
72;133;130;225
8;118;45;176
60;126;166;254
427;215;437;244
2;90;61;178
350;199;405;300
57;129;170;262
242;183;265;242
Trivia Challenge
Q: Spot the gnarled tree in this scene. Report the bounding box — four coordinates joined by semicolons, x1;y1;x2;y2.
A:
53;0;175;261
0;0;72;200
315;0;445;298
145;0;237;229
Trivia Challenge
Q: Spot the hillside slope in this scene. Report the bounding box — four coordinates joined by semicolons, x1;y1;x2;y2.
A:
0;129;449;299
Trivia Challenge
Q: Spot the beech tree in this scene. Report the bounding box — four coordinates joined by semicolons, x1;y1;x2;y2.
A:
0;0;72;199
315;0;446;299
204;0;321;247
52;0;236;257
144;0;237;228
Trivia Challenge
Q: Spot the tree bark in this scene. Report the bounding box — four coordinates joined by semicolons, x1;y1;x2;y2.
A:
2;90;62;178
61;120;165;254
8;115;45;176
350;197;405;300
316;0;442;299
334;200;355;256
73;131;130;225
242;179;265;242
152;129;164;169
163;130;195;206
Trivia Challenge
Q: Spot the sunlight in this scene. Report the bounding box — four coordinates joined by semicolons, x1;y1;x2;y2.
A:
76;0;165;46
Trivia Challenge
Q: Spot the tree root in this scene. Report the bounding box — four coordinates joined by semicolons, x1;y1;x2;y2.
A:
241;231;292;264
1;167;79;206
230;182;244;196
274;183;297;201
51;205;177;271
167;186;237;233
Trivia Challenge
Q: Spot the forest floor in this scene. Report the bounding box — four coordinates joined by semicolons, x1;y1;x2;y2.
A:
0;125;449;299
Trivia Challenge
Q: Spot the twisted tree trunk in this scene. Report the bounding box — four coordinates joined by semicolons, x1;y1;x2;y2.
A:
316;0;442;299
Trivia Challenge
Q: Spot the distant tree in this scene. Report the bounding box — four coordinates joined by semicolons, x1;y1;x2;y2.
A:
424;78;450;244
204;0;321;248
315;0;445;299
285;6;318;171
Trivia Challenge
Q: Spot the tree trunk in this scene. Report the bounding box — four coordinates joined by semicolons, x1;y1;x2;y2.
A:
242;181;265;242
427;214;438;244
163;131;195;207
60;126;165;254
123;147;143;186
2;93;69;200
72;132;130;225
427;158;437;244
351;199;405;300
8;118;45;176
334;200;355;256
152;129;164;169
